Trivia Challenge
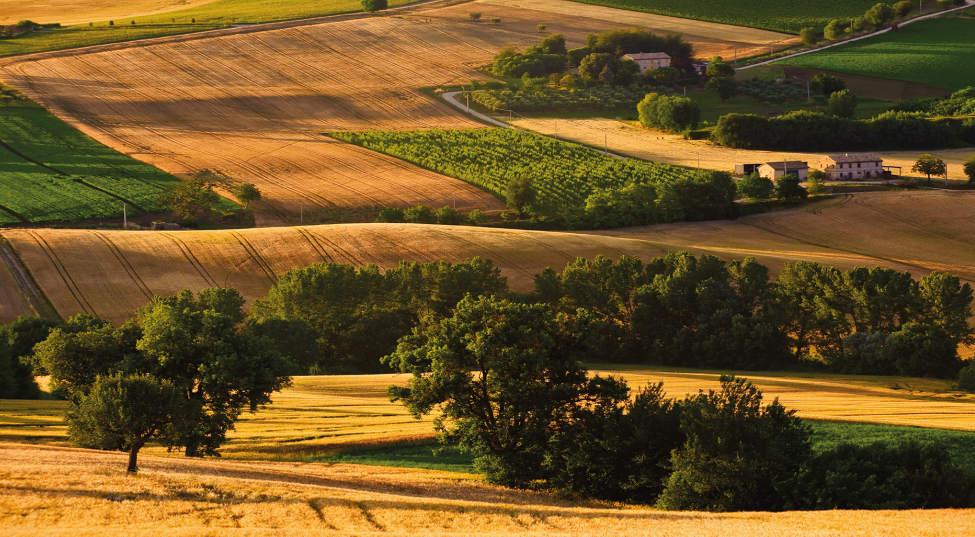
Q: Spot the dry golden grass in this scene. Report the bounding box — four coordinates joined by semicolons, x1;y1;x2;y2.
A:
7;442;975;536
5;368;975;461
1;224;667;323
0;0;219;26
511;117;975;181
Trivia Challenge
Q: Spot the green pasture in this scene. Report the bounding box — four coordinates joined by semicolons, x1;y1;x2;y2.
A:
684;89;893;123
774;18;975;91
564;0;882;34
0;96;181;223
0;0;412;59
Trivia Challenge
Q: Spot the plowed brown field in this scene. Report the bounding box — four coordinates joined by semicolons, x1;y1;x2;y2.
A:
1;224;668;323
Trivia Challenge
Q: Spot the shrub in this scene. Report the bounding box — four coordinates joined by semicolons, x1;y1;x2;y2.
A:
824;19;844;41
806;169;826;195
647;66;679;86
375;207;406;223
882;322;962;379
403;204;434;224
467;209;488;225
864;3;896;27
811;73;846;96
780;440;975;510
537;24;546;33
737;172;774;200
657;376;811;512
958;362;975;391
468;12;481;21
964;154;975;184
893;0;914;17
800;27;818;47
579;53;620;80
827;89;858;118
776;173;808;202
361;0;387;12
491;17;501;24
638;93;701;132
435;206;466;225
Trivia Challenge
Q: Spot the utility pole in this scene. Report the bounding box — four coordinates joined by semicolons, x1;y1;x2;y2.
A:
604;134;608;153
122;203;127;229
734;48;738;68
806;79;811;102
465;93;470;114
554;121;558;141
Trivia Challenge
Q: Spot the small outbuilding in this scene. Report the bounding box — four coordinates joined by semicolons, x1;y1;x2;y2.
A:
758;161;809;181
820;153;884;180
622;52;671;74
735;163;762;176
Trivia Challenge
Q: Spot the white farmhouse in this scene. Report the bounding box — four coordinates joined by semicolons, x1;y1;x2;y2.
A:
758;161;809;181
820;153;884;180
622;52;671;74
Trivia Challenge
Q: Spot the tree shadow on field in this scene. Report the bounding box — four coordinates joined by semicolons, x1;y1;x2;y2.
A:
8;76;131;90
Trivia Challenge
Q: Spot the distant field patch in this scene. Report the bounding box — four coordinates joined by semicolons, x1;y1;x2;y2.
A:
330;129;693;207
0;101;180;223
555;0;880;34
774;18;975;91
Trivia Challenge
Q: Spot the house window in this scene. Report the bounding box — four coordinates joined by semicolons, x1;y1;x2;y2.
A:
858;163;861;168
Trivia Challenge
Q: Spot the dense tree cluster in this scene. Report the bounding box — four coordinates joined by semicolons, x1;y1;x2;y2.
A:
387;306;975;509
713;110;958;151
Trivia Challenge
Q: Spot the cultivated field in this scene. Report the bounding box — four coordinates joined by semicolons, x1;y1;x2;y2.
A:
6;443;975;536
774;17;975;91
509;116;975;180
2;190;975;323
0;224;667;323
560;0;892;34
5;370;975;459
1;0;218;26
0;15;518;225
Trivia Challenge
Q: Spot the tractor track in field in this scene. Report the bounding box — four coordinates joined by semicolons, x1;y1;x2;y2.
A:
24;231;94;316
0;235;58;318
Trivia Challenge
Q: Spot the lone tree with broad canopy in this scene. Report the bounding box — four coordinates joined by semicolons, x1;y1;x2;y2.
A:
231;183;261;209
40;288;294;467
361;0;387;12
385;295;627;487
705;56;735;78
160;175;220;221
912;154;948;183
69;373;189;472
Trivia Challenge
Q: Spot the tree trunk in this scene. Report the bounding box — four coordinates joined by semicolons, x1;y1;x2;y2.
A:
127;443;142;473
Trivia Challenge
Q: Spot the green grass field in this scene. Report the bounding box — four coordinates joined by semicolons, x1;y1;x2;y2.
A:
774;18;975;91
564;0;881;34
0;0;413;59
0;95;182;223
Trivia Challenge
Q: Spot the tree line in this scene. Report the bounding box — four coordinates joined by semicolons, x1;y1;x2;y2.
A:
387;296;975;510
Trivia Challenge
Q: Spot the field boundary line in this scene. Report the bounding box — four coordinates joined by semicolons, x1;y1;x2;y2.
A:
92;232;154;300
0;235;59;319
0;138;69;176
0;0;457;67
229;231;277;284
742;0;975;70
73;178;150;214
25;231;95;316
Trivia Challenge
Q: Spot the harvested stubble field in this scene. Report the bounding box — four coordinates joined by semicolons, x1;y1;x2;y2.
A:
509;116;975;180
5;444;975;536
0;224;667;323
5;370;975;460
0;1;807;225
1;0;218;26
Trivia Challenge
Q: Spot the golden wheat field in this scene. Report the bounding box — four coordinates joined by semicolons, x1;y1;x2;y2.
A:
5;370;974;461
7;443;975;537
0;224;667;323
510;117;975;181
0;0;219;25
